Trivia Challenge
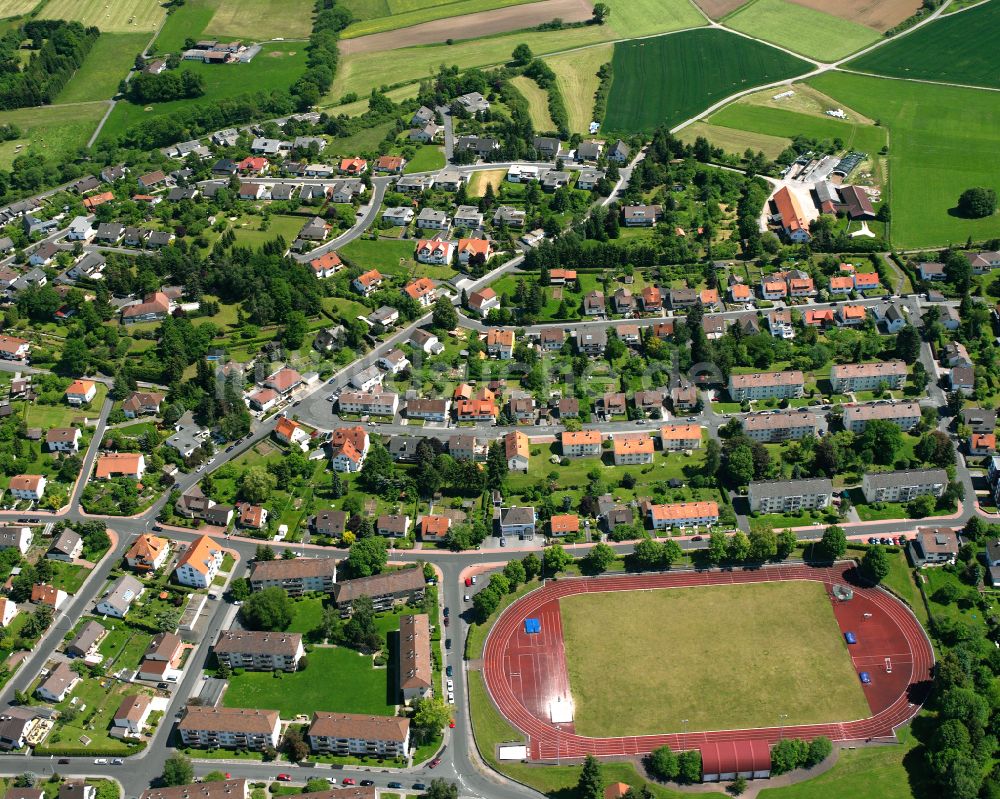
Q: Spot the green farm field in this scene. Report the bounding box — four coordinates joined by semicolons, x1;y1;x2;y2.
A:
604;29;811;134
603;0;705;38
546;44;612;134
708;102;886;157
678;120;791;159
560;581;870;736
152;0;218;53
99;43;307;142
809;71;1000;247
207;0;315;40
0;102;106;169
39;0;165;32
510;76;555;131
57;32;150;103
848;0;1000;89
324;84;419;114
340;0;536;38
723;0;880;61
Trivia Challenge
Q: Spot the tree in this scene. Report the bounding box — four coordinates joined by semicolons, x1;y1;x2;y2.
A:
805;736;832;766
423;780;458;799
304;780;329;793
677;750;701;783
503;559;526;588
432;297;458;331
895;325;921;364
944;249;973;292
776;529;798;560
707;530;728;564
412;697;451;742
255;544;275;561
957;187;997;219
229;577;251;602
511;43;533;66
727;530;750;561
522;552;542;580
748;526;777;561
343;595;382;651
858;420;903;466
162;755;194;786
648;745;679;780
725;445;754;486
241;587;293;631
584;542;616;573
591;2;610;23
908;493;937;518
730;776;748;795
283;311;308;349
283;726;310;762
819;525;847;560
486;440;508;490
631;537;664;570
359;442;394;492
202;772;228;783
239;466;276;504
346;536;388;577
543;543;573;574
577;755;604;799
704;438;721;476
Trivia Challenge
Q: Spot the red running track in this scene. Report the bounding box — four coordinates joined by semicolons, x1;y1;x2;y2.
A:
481;564;934;760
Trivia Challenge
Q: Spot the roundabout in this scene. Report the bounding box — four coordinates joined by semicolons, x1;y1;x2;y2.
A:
481;563;934;760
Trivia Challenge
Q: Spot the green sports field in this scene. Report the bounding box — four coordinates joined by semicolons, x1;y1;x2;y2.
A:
560;581;870;736
809;71;1000;248
723;0;880;61
603;29;811;134
38;0;165;32
848;0;1000;89
56;32;150;104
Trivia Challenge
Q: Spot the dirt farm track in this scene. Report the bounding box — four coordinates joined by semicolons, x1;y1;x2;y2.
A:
481;563;934;760
339;0;593;54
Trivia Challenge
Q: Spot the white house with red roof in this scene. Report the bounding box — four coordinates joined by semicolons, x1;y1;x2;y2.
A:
310;252;342;278
330;426;370;473
65;379;97;405
353;269;383;296
457;238;492;265
9;474;46;501
247;388;278;412
339;157;367;175
415;239;454;265
467;288;499;317
0;335;29;361
404;277;437;306
264;367;302;397
274;417;309;448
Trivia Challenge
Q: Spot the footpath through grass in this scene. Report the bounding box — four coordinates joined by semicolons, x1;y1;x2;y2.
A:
560;581;869;736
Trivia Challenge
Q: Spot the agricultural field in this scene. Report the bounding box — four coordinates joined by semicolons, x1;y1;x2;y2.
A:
510;76;555;131
323;84;419;115
560;581;870;736
848;0;1000;89
339;0;539;38
545;44;612;134
0;0;37;17
206;0;315;40
0;102;106;169
99;43;307;142
723;0;881;61
56;32;150;104
151;0;218;53
38;0;165;32
602;0;706;38
678;120;791;159
603;29;811;134
790;0;920;30
809;71;1000;248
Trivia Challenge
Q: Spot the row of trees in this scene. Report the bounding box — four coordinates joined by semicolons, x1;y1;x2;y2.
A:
0;21;99;109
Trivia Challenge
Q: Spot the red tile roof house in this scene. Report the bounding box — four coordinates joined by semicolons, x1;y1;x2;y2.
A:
247;388;278;412
237;156;269;175
458;238;492;265
352;269;383;296
415;239;454;265
0;335;29;361
339;157;367;175
122;391;164;418
310;252;342;279
970;433;996;456
95;453;146;480
9;474;46;501
419;515;451;541
121;291;171;324
467;288;499;317
404;277;437;307
65;379;97;405
264;367;302;397
374;155;406;174
853;272;880;292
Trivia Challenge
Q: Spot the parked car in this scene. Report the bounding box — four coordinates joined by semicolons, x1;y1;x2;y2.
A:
413;784;427;791
360;781;374;787
429;758;441;769
277;775;291;782
387;783;402;790
446;665;453;677
342;779;355;786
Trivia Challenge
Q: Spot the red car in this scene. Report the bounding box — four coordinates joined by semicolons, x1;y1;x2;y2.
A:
429;758;441;769
342;779;355;786
277;775;291;782
464;577;472;587
449;719;455;728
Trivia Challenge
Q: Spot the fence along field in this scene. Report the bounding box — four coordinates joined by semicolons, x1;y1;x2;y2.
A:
848;0;1000;89
603;29;810;134
38;0;166;32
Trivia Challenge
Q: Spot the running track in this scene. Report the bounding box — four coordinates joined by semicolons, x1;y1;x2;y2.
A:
481;564;934;759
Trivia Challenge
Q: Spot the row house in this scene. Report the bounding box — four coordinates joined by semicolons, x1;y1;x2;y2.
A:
561;430;602;458
332;568;425;613
613;434;654;465
178;707;280;751
645;500;719;530
338;391;399;417
406;398;450;422
658;424;701;451
307;712;409;758
398;614;432;702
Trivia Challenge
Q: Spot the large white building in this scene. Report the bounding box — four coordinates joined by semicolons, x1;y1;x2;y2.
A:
307;712;410;758
862;469;948;504
748;478;834;514
213;631;305;672
830;361;907;393
249;557;338;595
173;535;224;588
178;707;280;751
728;371;805;401
741;411;822;442
842;401;921;433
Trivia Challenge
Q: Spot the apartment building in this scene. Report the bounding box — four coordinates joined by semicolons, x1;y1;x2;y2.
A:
249;557;338;595
748;478;834;513
862;469;948;503
728;371;805;401
830;360;907;393
178;707;280;750
645;501;719;530
842;401;921;433
338;391;399;417
140;781;249;799
307;712;409;758
398;614;432;702
741;411;822;442
612;435;655;465
332;569;426;613
561;430;602;458
658;424;702;451
213;631;305;672
174;535;224;588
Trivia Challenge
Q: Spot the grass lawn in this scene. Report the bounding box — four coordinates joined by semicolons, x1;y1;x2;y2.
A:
510;76;555;132
402;145;445;174
206;0;315;40
808;71;1000;248
286;596;324;634
39;0;166;31
324;84;419;115
848;0;1000;89
678;120;791;160
56;32;151;104
224;646;396;716
24;385;107;428
99;43;306;142
758;725;921;799
723;0;880;60
230;214;306;249
39;678;147;754
468;169;505;198
604;29;811;134
338;237;420;274
152;0;218;53
546;44;613;135
49;561;90;594
561;581;870;736
468;671;721;798
881;550;927;627
0;0;37;15
0;102;107;170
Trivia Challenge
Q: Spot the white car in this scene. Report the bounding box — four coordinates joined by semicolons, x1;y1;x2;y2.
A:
448;691;455;704
464;594;470;602
446;679;454;691
471;575;477;584
94;758;108;765
326;778;337;785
